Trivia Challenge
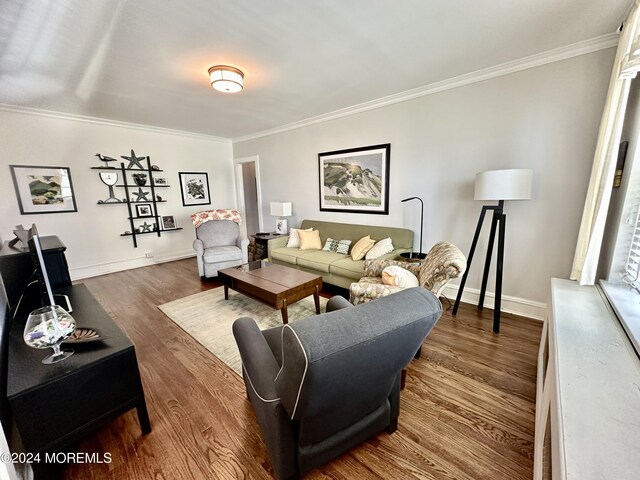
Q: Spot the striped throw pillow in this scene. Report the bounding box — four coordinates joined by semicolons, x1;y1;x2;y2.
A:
322;238;351;254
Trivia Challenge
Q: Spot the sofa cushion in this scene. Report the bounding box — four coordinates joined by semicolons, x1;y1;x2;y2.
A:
299;230;322;250
287;228;313;248
298;251;347;273
322;238;351;254
329;257;365;279
270;247;306;265
381;266;419;288
365;237;394;260
351;235;376;260
203;245;243;263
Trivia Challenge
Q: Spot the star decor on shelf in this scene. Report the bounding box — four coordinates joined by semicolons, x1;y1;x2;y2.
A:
121;149;146;170
133;188;150;202
139;222;153;233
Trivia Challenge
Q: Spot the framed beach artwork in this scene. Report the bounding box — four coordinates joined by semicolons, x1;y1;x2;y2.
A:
161;215;177;230
318;144;390;214
179;172;211;206
9;165;78;214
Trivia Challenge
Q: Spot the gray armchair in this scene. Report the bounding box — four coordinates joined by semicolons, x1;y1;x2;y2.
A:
232;288;442;479
192;219;249;278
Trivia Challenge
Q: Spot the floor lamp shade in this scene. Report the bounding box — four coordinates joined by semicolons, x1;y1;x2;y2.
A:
474;169;532;201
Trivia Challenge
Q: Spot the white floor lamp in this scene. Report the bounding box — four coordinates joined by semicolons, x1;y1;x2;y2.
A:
452;169;532;333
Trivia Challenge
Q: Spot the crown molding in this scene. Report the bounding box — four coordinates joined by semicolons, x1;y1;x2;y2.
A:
0;103;231;143
232;33;618;143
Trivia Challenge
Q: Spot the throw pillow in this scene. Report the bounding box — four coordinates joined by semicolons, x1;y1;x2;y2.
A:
351;235;376;260
298;229;322;250
381;266;419;288
322;238;352;254
365;237;394;260
286;227;313;248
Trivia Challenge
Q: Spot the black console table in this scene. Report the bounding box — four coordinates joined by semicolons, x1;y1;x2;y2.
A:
6;284;150;479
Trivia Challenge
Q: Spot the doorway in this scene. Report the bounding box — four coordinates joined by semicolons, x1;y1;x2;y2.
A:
234;155;263;239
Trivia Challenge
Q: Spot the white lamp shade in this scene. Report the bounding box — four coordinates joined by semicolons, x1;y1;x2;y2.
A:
474;169;532;201
270;202;292;217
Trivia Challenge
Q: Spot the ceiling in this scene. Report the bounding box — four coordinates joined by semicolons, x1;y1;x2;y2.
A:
0;0;631;139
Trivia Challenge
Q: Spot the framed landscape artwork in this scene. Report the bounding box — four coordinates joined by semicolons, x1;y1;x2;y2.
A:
179;172;210;206
318;144;390;214
10;165;77;214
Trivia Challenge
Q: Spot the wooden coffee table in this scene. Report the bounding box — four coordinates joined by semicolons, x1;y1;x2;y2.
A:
217;261;322;324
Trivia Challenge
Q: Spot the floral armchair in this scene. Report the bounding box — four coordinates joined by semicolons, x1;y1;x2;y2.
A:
349;241;467;305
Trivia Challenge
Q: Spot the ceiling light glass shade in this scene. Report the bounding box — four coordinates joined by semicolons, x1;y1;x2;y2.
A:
208;65;244;93
474;169;532;201
270;202;292;217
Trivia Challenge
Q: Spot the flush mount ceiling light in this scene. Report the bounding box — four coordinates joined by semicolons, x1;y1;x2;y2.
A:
208;65;244;93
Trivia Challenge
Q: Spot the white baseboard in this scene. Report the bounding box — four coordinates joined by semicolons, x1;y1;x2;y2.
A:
70;250;195;281
442;284;546;321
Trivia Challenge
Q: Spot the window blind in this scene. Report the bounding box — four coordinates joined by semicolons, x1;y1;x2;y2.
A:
624;203;640;289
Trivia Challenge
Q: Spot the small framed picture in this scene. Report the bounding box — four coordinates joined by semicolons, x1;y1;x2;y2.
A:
179;172;210;206
161;215;177;230
153;176;168;186
135;203;153;217
10;165;77;214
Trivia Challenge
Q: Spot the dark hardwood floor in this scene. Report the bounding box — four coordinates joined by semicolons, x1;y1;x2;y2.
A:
64;258;542;479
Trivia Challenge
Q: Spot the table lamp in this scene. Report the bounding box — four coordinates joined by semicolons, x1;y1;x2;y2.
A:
270;202;292;234
452;169;532;333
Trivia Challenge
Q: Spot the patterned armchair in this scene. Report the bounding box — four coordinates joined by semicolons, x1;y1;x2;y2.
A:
350;241;467;305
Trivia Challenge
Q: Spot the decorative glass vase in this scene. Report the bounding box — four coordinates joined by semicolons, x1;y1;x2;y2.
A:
24;305;76;364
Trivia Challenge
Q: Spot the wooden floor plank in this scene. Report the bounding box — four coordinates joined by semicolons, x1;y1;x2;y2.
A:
62;258;541;479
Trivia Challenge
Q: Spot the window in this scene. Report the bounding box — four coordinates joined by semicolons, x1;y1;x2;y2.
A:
623;196;640;291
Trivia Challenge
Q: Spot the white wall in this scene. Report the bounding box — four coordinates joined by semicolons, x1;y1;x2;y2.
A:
0;110;235;279
233;49;615;314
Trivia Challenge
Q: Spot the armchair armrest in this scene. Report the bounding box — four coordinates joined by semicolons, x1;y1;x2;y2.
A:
192;238;204;254
232;317;281;400
232;317;298;479
237;237;249;263
326;295;352;312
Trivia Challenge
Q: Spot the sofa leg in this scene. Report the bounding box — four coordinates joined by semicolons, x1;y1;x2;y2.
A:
387;417;398;433
401;369;406;390
414;345;422;359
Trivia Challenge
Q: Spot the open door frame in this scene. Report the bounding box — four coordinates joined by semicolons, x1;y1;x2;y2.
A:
233;155;264;239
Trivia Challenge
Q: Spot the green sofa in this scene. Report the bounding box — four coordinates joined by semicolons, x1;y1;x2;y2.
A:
267;219;413;289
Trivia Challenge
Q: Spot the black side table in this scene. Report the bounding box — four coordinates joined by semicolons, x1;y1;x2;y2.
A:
251;233;283;260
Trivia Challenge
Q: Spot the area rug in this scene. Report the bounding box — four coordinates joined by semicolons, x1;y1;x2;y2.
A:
158;288;327;376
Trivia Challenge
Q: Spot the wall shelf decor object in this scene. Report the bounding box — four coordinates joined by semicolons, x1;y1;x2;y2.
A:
318;144;390;214
452;169;532;333
179;172;211;206
92;152;182;247
9;165;77;214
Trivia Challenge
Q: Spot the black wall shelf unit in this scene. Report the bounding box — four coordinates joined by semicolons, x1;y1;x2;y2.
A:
92;157;182;248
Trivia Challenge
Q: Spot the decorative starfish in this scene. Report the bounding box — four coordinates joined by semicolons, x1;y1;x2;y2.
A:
121;149;146;170
133;188;150;202
139;222;153;233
